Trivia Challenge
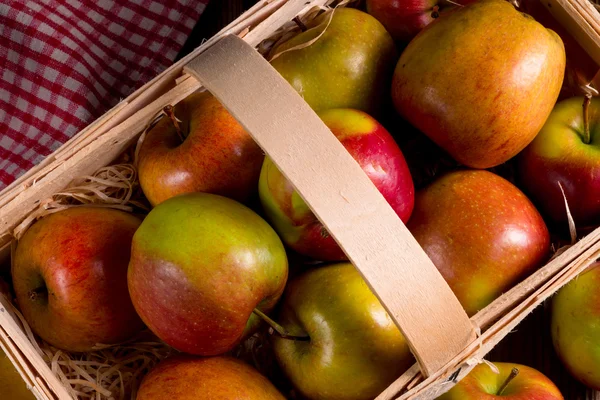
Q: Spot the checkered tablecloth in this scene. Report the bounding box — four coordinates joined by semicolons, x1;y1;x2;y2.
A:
0;0;209;189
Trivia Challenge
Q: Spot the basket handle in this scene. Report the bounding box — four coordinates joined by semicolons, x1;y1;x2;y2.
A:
183;34;476;377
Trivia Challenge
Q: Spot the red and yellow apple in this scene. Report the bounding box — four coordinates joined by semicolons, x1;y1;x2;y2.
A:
136;355;285;400
259;108;414;261
137;91;264;206
518;97;600;231
366;0;475;43
273;262;413;400
408;170;549;316
552;262;600;389
12;207;144;352
127;193;288;356
392;0;565;168
437;362;563;399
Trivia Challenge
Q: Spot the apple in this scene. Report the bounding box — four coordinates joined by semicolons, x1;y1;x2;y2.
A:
127;192;288;356
136;355;285;400
258;108;414;261
137;91;264;206
272;262;414;400
11;207;144;352
551;262;600;389
518;97;600;232
408;170;550;316
0;349;34;400
366;0;475;43
437;362;563;399
270;8;397;115
392;0;565;169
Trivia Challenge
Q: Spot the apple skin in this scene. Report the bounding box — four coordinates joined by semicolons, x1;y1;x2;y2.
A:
518;97;600;231
258;108;414;261
392;0;565;169
273;262;414;400
437;362;563;399
552;262;600;390
366;0;475;43
138;91;264;206
270;8;397;115
127;192;288;356
11;207;144;352
136;355;285;400
408;170;550;316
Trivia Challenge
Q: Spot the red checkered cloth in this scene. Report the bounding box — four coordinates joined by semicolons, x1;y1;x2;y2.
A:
0;0;209;189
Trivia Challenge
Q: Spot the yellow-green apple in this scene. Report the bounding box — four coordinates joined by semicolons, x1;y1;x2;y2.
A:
259;108;414;261
137;91;264;206
518;97;600;232
552;262;600;389
392;0;565;169
0;349;34;400
12;207;144;352
408;170;549;316
437;362;563;399
270;8;397;115
136;355;285;400
366;0;475;43
128;193;288;356
273;262;413;400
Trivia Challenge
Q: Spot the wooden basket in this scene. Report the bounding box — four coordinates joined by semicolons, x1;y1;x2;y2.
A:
2;0;600;399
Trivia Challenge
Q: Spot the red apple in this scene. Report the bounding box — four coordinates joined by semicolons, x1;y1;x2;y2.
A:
259;108;414;261
518;97;600;232
128;193;288;355
11;207;144;352
136;355;285;400
408;170;550;316
366;0;475;43
137;91;264;206
437;362;563;399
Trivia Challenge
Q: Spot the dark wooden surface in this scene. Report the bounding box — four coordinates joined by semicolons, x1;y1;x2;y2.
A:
177;2;598;398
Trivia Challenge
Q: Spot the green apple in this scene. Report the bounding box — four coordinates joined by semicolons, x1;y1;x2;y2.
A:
138;91;264;206
408;170;550;316
270;8;397;114
12;207;144;352
128;193;288;356
438;362;563;399
273;262;413;400
552;262;600;389
137;355;285;400
392;0;565;168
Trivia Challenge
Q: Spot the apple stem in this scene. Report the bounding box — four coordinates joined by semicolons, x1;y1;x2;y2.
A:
252;308;310;342
431;5;441;18
28;287;47;302
497;368;519;396
163;105;185;143
293;16;308;32
583;94;592;145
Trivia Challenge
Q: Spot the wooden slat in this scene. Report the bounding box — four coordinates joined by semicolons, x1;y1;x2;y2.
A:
183;34;476;377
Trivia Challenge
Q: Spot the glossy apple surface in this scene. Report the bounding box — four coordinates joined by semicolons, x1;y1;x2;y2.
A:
259;108;414;261
408;170;549;316
273;262;413;400
392;0;565;168
552;262;600;389
438;362;563;399
519;97;600;231
128;193;288;356
12;207;144;352
366;0;475;42
270;8;397;115
138;91;264;206
137;355;285;400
